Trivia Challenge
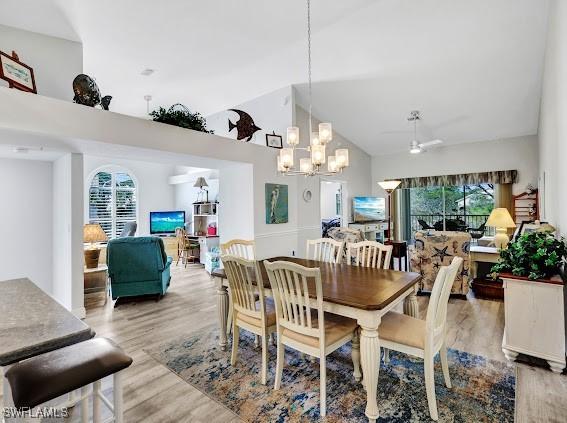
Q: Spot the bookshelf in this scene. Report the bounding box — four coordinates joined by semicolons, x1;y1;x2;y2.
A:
512;189;538;224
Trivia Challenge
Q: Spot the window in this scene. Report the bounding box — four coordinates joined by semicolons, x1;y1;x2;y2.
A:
89;171;137;239
409;184;494;234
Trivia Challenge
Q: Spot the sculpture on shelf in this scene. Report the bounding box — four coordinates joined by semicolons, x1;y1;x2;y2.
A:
228;109;261;141
72;74;112;110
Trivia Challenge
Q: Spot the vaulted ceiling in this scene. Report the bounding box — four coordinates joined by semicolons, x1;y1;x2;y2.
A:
0;0;549;155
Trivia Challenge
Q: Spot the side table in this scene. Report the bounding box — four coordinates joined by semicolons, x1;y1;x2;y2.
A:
385;240;408;271
84;264;108;308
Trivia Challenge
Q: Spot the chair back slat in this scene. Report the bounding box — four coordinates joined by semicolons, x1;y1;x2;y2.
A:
425;256;464;336
221;239;256;260
264;260;323;340
346;241;393;269
221;255;264;320
306;238;344;263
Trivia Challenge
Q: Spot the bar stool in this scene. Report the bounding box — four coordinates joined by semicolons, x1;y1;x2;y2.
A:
4;338;132;423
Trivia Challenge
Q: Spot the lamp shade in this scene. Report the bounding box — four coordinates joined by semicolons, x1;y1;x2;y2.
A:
486;208;516;228
84;223;108;243
378;180;401;192
193;177;208;188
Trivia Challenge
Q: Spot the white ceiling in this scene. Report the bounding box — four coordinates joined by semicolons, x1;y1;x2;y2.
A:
0;0;549;156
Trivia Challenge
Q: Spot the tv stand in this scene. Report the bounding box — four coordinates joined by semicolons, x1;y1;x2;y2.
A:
348;221;391;243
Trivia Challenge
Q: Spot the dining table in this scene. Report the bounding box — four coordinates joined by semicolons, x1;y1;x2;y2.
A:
212;256;422;422
0;278;94;412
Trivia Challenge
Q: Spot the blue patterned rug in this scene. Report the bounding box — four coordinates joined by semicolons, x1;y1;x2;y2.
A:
146;328;515;422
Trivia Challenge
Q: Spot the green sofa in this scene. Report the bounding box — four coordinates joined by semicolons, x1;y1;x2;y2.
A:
107;236;172;301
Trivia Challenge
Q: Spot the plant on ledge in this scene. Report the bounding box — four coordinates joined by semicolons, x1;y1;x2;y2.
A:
491;231;567;280
150;103;213;133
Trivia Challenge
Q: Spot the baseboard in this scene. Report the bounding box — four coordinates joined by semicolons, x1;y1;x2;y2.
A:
73;306;86;319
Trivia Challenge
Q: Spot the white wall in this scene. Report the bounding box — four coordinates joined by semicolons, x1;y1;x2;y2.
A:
218;163;254;246
538;0;566;234
83;155;176;236
207;86;294;147
371;135;539;200
0;24;82;101
0;158;53;293
52;153;84;316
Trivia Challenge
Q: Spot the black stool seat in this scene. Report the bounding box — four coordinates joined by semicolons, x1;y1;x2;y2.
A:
5;338;132;409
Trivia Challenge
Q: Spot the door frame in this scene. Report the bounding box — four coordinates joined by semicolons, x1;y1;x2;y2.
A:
319;178;349;235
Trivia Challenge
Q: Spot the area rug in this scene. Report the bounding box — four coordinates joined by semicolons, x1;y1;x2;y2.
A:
145;328;515;422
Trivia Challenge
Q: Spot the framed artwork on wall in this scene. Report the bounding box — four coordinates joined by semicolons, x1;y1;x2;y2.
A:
265;183;288;224
0;51;37;93
265;132;283;149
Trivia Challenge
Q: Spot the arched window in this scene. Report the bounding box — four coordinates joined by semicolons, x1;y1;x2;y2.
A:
89;171;137;239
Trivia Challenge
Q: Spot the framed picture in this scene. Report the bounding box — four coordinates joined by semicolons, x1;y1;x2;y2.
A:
265;183;288;224
514;221;539;241
0;51;36;93
265;132;283;149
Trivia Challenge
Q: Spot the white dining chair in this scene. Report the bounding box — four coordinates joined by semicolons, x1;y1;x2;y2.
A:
264;260;359;417
306;238;344;264
221;239;258;341
378;256;463;421
222;254;276;385
220;239;256;260
346;240;393;269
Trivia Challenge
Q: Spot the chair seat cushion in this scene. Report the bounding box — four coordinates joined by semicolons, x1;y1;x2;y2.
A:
379;311;426;349
282;313;357;348
5;338;133;409
236;299;277;328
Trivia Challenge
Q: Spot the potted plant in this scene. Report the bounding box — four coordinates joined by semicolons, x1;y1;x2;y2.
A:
150;103;213;133
491;231;567;281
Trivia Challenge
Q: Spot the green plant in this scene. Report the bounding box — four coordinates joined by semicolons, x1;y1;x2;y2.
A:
150;104;213;133
491;231;567;280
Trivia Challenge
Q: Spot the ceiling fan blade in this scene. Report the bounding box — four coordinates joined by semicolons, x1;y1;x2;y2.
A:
419;139;443;148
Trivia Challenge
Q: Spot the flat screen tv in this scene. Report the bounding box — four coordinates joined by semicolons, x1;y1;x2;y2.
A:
353;197;385;222
150;211;185;235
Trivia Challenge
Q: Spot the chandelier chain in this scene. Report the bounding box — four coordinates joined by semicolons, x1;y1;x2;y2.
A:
307;0;312;135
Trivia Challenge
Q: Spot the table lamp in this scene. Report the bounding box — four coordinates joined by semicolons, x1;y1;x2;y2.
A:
486;208;516;249
194;177;209;202
84;223;108;268
377;180;402;242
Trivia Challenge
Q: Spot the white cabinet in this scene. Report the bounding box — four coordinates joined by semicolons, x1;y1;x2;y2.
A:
502;276;565;373
348;222;390;242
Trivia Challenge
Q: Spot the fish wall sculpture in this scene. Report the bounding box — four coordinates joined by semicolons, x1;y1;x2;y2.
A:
228;109;261;141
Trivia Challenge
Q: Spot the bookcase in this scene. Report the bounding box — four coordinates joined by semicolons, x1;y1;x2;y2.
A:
512;190;538;224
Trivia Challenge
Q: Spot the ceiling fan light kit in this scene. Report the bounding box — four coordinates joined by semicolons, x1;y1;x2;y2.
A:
406;110;443;154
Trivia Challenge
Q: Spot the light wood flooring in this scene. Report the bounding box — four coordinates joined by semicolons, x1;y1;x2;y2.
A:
4;264;567;422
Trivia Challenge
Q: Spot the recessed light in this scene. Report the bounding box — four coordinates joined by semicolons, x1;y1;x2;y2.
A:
141;68;155;76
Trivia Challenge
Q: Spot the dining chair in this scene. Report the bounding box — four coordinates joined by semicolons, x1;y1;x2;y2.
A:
346;240;393;269
264;260;359;417
175;227;198;267
220;239;258;341
306;238;344;264
220;239;256;260
222;254;276;385
379;256;463;421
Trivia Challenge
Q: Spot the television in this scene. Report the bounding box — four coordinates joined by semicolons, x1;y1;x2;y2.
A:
353;197;385;222
150;211;185;235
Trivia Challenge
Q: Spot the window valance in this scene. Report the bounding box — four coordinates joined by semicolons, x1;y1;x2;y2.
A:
393;170;518;189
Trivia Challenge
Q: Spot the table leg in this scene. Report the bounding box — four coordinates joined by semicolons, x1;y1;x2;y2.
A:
403;286;419;318
358;317;380;422
216;280;229;351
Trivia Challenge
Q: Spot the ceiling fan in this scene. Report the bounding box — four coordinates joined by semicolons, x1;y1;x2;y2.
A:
407;110;443;154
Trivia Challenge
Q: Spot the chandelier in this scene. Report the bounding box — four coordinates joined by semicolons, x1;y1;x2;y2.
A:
277;0;349;176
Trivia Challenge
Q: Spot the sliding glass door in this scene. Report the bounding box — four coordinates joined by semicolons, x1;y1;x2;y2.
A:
409;184;494;234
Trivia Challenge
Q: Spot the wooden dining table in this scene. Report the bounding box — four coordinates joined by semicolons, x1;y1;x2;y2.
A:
0;278;94;411
212;256;422;422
